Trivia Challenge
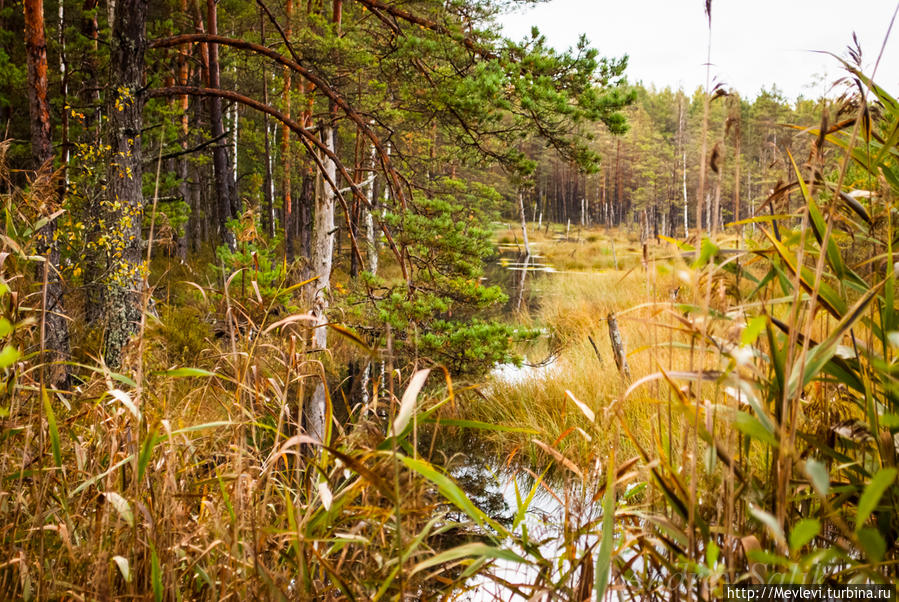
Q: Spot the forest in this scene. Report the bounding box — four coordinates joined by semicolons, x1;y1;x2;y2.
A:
0;0;898;599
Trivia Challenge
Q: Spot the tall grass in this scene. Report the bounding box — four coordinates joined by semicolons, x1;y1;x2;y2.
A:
473;62;899;596
0;159;549;599
2;61;898;601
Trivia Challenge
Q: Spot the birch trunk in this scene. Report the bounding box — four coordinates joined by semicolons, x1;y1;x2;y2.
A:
518;192;531;257
364;143;378;275
307;122;337;440
307;0;342;437
513;253;529;312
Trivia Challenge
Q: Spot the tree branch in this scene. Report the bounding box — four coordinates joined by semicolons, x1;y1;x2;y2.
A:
352;0;495;59
150;33;409;212
146;130;229;164
147;85;408;281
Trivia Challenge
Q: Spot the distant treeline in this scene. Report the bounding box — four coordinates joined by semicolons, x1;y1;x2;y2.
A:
526;84;839;236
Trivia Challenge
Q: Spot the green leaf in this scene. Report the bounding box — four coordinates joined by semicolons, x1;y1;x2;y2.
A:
152;367;217;378
0;344;19;369
789;518;820;552
0;318;12;338
788;150;845;278
595;451;616;601
857;527;887;563
514;468;547;530
749;504;786;549
43;389;61;469
760;228;847;319
410;542;526;576
706;540;719;568
734;411;778;447
138;429;158;482
425;418;538;434
741;315;767;346
787;279;885;398
856;467;896;529
151;544;163;602
805;458;830;497
692;237;718;269
399;455;487;528
71;454;134;496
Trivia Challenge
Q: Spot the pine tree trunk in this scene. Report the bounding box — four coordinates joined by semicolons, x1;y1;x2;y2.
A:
102;0;148;368
299;172;313;259
697;22;712;235
79;0;104;323
80;0;100;131
57;0;69;187
176;1;191;260
712;178;721;235
24;0;52;164
24;0;70;386
260;10;275;237
698;102;710;235
206;0;235;251
281;0;294;258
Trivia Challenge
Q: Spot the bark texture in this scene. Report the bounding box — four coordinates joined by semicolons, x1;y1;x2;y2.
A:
306;123;337;440
24;0;70;386
281;0;293;257
364;144;378;275
24;0;52;164
607;312;631;381
206;0;236;251
102;0;149;368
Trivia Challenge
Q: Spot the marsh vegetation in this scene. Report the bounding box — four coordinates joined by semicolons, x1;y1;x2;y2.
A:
1;0;898;599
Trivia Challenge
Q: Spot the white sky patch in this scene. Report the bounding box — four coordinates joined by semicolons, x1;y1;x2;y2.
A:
499;0;898;100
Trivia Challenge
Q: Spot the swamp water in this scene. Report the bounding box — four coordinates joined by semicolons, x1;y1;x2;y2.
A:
449;245;610;599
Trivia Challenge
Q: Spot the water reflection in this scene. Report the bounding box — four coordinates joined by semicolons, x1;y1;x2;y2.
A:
486;244;557;315
490;360;557;386
456;466;605;601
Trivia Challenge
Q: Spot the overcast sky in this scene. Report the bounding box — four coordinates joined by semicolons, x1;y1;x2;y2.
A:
499;1;898;100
